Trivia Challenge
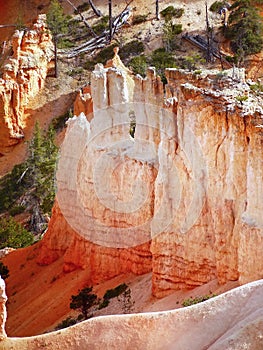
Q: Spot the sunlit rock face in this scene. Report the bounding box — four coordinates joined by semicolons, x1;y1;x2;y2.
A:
2;280;263;349
38;51;263;296
0;276;7;341
0;14;53;150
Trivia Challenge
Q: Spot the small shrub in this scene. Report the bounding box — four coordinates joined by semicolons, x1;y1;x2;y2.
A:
250;82;263;93
180;54;205;71
163;21;182;51
119;40;144;61
98;299;109;309
209;1;228;12
103;283;128;300
85;44;118;70
0;262;9;280
77;314;84;321
58;38;75;49
74;2;90;14
92;16;109;35
161;6;184;20
0;217;34;249
194;69;202;75
129;55;147;77
9;205;25;216
132;14;148;25
150;48;177;83
182;294;217;307
236;95;248;102
68;67;84;77
51;109;73;131
55;317;76;330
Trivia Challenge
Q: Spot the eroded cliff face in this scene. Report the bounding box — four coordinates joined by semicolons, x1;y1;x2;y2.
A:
38;51;263;297
0;14;53;150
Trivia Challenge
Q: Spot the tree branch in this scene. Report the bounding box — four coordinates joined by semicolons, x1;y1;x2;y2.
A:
63;0;97;37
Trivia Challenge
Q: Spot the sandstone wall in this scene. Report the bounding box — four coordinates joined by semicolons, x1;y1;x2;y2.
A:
0;15;53;150
38;52;263;296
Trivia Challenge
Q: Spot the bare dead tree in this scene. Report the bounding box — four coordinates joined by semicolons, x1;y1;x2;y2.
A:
156;0;160;20
108;0;112;42
63;0;97;37
88;0;102;17
111;0;133;39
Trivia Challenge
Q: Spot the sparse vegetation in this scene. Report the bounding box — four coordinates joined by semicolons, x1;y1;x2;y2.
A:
92;15;109;35
52;109;73;131
236;95;248;102
0;262;9;280
119;40;145;62
0;217;34;249
55;317;77;330
225;0;263;63
160;6;184;20
128;55;147;77
150;48;177;83
132;14;148;25
117;287;135;314
47;0;70;77
70;287;98;319
163;21;182;52
182;293;217;307
250;82;263;93
209;1;228;12
103;283;128;300
0;122;58;234
74;2;90;14
180;54;205;71
9;205;25;216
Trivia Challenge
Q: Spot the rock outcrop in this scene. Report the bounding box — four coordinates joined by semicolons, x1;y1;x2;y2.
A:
38;51;263;296
0;277;7;341
0;14;53;150
2;279;263;349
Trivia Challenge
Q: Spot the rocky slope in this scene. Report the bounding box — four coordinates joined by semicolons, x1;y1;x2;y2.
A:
1;279;263;349
0;14;53;151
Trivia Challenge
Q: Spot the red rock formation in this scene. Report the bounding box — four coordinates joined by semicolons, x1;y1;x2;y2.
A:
38;52;263;297
37;202;152;282
0;14;53;150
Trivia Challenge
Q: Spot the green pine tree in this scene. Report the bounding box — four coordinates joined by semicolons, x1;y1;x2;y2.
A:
225;0;263;63
0;217;34;249
70;287;98;320
47;0;70;77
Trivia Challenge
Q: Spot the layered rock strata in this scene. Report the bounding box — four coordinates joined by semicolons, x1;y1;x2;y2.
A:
0;14;53;150
38;52;263;296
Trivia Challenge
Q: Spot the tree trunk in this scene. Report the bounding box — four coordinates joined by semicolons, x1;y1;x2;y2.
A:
156;0;160;20
64;0;97;37
54;38;58;78
108;0;112;42
89;0;102;17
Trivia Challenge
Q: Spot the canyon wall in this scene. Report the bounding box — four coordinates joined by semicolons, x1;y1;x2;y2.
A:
0;14;53;151
38;51;263;296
